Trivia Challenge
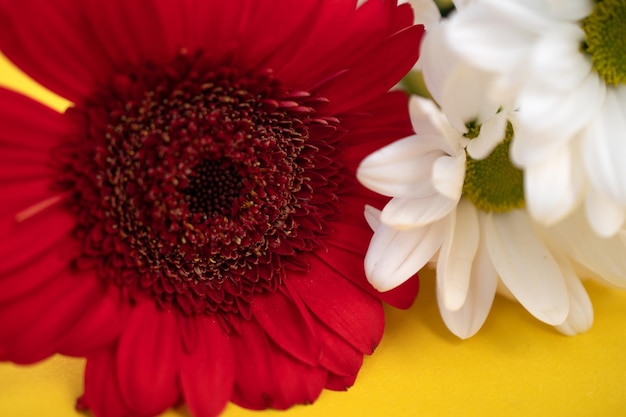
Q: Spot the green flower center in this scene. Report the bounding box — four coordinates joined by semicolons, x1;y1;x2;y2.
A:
581;0;626;86
462;122;525;213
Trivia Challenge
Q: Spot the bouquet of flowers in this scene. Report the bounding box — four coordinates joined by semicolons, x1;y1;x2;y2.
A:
0;0;625;416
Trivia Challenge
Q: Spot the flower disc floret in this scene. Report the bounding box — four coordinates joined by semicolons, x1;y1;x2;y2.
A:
462;122;524;213
581;0;626;86
58;53;340;317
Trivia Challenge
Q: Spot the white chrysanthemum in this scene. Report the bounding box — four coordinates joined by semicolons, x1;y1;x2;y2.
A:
444;0;626;237
358;95;626;338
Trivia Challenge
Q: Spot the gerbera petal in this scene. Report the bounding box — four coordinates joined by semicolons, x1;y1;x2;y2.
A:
0;204;75;273
180;316;234;417
251;283;321;366
0;269;100;363
57;282;128;357
320;218;420;309
116;301;181;416
231;319;326;410
380;193;458;228
273;0;386;85
0;87;71;150
82;350;131;417
315;319;363;382
486;210;569;325
315;24;424;114
438;211;498;339
292;255;384;354
365;220;445;291
0;0;114;102
436;200;480;311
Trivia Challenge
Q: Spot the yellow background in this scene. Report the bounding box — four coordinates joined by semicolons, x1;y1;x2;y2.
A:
2;55;626;417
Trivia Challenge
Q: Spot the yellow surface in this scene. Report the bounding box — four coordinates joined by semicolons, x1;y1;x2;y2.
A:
2;55;626;417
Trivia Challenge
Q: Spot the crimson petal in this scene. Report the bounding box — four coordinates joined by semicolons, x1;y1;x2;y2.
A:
82;350;132;417
0;0;114;102
180;316;235;417
251;282;322;366
0;269;98;363
316;24;424;115
290;255;384;354
231;318;327;410
116;301;181;416
57;282;129;357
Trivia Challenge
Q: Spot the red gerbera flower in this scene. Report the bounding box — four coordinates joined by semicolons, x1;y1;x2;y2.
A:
0;0;423;416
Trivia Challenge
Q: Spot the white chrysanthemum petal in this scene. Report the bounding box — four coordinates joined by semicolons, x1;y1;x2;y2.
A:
432;153;465;200
445;3;536;74
545;0;593;21
525;24;590;93
479;0;556;30
552;257;593;336
486;210;569;325
365;220;446;291
584;187;626;238
544;208;626;287
437;199;480;311
440;63;502;134
438;211;498;339
582;87;626;207
405;0;441;29
363;205;381;231
466;111;508;160
512;73;605;167
357;134;441;198
380;193;458;228
524;144;583;226
420;22;458;106
409;95;445;136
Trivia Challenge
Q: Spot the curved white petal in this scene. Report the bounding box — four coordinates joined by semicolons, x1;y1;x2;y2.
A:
440;64;502;134
545;0;593;21
552;257;593;336
405;0;441;29
525;24;590;93
486;210;569;325
420;22;459;106
584;187;626;238
512;73;605;167
357;134;441;198
524;143;584;226
436;199;480;311
365;220;446;291
446;3;536;74
438;211;498;339
409;95;453;138
363;205;381;231
432;153;465;200
544;207;626;287
466;112;508;160
582;87;626;207
380;193;458;228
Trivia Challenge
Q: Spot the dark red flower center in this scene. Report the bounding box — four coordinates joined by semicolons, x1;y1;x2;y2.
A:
58;53;344;318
